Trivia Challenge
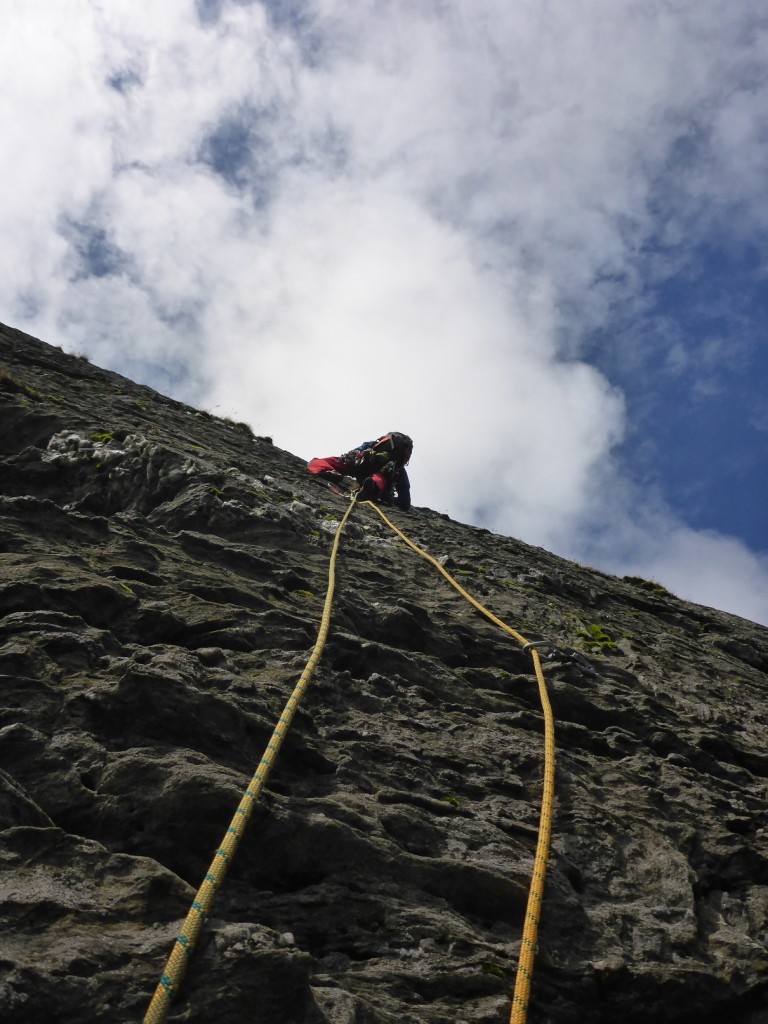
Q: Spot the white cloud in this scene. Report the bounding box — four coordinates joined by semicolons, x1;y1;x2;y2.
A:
611;522;768;628
1;0;767;624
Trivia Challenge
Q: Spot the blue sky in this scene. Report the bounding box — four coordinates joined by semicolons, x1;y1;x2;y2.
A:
1;0;767;624
587;236;768;550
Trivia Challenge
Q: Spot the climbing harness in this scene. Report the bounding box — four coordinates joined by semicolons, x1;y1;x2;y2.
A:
363;502;555;1024
143;495;358;1024
145;492;555;1024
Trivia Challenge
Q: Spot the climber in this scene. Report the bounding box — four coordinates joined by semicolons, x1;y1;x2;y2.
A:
307;432;413;511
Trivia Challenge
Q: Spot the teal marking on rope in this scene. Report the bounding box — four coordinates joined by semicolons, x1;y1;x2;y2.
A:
216;848;231;862
204;874;218;887
160;974;173;992
191;901;205;916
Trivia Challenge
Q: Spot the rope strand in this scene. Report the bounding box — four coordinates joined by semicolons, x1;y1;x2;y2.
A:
144;494;358;1024
363;502;556;1024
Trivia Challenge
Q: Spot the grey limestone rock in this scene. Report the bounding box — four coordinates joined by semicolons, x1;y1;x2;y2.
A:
1;322;767;1023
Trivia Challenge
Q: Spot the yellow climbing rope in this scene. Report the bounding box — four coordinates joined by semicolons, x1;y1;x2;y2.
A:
364;502;556;1024
144;488;554;1024
143;494;358;1024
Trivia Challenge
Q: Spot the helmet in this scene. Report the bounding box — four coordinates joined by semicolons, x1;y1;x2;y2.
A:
378;431;413;466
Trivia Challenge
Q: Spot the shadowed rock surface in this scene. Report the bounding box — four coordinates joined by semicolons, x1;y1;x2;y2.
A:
1;321;767;1024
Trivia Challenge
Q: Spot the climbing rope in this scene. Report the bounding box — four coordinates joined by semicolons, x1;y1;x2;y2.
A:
144;488;554;1024
363;501;556;1024
143;493;359;1024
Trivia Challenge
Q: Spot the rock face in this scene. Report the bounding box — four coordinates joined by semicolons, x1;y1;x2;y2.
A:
1;321;767;1024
